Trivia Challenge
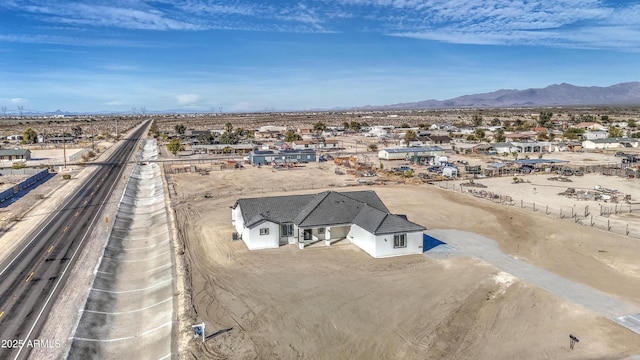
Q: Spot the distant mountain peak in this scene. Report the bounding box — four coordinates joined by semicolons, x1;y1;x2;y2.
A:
356;82;640;110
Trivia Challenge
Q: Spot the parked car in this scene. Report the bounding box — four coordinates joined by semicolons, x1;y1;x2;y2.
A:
615;151;626;157
393;165;413;173
427;166;441;173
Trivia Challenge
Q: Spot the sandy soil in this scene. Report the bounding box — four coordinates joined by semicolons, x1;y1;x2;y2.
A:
170;162;640;359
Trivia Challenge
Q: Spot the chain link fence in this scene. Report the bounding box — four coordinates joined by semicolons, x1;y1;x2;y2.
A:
437;181;640;239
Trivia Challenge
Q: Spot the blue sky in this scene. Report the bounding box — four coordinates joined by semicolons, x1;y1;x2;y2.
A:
1;0;640;113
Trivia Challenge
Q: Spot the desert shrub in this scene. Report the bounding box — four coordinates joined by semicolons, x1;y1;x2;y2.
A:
62;174;71;180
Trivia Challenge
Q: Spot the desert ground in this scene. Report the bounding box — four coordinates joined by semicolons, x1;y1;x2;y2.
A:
169;160;640;359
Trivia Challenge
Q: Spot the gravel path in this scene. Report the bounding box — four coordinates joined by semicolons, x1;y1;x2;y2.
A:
424;229;640;334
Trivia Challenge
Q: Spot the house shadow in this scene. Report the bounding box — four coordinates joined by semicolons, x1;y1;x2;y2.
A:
423;233;449;252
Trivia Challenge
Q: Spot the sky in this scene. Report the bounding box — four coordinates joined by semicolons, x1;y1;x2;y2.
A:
1;0;640;113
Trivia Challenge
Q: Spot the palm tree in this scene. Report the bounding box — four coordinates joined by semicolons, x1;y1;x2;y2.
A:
224;122;233;133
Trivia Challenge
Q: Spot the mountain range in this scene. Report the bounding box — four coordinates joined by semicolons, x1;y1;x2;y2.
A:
6;82;640;116
356;82;640;110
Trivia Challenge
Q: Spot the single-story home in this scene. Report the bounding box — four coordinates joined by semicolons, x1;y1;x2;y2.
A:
575;122;607;131
0;149;31;161
582;131;608;140
191;143;256;154
378;146;445;160
290;140;339;150
249;149;316;165
582;138;639;150
231;190;426;258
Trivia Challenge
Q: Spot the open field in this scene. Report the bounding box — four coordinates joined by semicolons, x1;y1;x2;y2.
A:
170;160;640;359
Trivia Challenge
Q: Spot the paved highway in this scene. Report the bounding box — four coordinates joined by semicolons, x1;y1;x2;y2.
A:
0;122;148;359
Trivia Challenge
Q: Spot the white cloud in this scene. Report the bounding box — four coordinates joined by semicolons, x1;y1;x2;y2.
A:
107;100;123;106
10;97;26;104
176;94;202;105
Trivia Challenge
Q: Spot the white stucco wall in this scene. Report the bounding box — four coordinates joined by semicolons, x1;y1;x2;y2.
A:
232;205;244;235
245;221;280;250
347;225;378;257
374;231;423;258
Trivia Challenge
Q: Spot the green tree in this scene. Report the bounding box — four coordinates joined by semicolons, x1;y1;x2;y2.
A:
71;125;82;138
349;121;362;131
495;129;506;143
21;128;38;144
166;138;184;155
400;123;410;128
600;115;610;124
472;114;483;127
403;130;417;146
174;124;186;134
627;119;637;128
197;133;215;144
466;134;477;141
538;111;553;127
490;118;501;126
512;151;519;160
474;128;485;140
563;127;585;140
313;122;327;132
284;130;302;142
224;122;233;133
149;121;159;137
608;126;624;138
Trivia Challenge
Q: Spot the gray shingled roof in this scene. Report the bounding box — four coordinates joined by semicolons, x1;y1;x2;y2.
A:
352;205;426;235
0;149;30;156
234;193;316;227
235;190;425;234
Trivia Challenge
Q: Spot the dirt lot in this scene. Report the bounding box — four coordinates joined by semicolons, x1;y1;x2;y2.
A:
170;163;640;359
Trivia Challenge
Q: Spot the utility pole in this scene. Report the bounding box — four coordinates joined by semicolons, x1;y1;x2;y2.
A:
91;120;95;151
63;126;67;169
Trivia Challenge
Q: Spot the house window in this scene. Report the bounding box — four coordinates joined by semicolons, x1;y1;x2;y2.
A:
318;227;325;234
260;228;269;235
281;224;293;236
393;234;407;248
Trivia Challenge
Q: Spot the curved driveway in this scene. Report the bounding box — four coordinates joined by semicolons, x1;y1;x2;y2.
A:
424;229;640;335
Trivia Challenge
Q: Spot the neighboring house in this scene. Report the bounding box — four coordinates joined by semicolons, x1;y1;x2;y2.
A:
492;142;518;154
582;138;639;150
378;146;445;160
231;190;426;258
582;131;608;140
408;136;432;147
575;122;606;131
0;149;31;161
248;149;316;165
552;141;583;152
368;126;394;138
290;140;339;150
510;141;552;153
191;144;256;154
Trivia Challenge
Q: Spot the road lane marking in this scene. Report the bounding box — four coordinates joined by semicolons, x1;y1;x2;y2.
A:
0;311;4;319
64;226;69;232
75;211;80;217
25;272;34;282
48;245;54;253
15;124;148;360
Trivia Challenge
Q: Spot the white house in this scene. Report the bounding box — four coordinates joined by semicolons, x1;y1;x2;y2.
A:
378;146;445;160
231;190;426;258
368;125;394;138
582;138;639;150
582;131;608;140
